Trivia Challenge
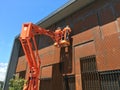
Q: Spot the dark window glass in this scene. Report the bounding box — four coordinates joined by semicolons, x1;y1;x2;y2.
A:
19;70;26;78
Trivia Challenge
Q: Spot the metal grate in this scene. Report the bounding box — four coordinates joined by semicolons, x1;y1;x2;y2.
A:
100;70;120;90
80;55;120;90
80;55;100;90
80;55;97;73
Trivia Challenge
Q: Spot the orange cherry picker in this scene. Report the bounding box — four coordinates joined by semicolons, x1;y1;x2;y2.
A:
19;23;71;90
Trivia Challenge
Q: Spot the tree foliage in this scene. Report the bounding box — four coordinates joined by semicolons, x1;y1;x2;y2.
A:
0;81;4;90
9;75;25;90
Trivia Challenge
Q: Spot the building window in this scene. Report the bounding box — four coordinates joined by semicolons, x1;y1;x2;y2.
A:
19;70;26;78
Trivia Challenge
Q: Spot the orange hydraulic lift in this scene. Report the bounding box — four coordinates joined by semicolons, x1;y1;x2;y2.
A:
19;23;71;90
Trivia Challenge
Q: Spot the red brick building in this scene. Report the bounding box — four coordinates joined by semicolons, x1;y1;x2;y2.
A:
4;0;120;90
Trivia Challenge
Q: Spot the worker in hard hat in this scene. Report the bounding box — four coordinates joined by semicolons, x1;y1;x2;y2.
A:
54;27;63;47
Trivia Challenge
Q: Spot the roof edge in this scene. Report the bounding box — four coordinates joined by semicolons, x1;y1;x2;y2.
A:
36;0;95;28
36;0;76;26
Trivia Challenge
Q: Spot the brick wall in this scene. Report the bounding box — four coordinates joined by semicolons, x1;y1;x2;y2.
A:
16;0;120;90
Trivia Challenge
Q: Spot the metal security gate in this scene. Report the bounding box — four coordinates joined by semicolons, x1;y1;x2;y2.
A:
80;55;120;90
99;70;120;90
80;55;101;90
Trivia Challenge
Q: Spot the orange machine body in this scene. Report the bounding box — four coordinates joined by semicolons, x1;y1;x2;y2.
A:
19;23;71;90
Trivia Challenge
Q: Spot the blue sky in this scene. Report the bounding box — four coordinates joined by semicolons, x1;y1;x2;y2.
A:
0;0;69;81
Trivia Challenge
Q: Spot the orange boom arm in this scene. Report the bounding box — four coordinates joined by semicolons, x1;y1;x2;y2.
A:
19;23;71;90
